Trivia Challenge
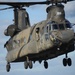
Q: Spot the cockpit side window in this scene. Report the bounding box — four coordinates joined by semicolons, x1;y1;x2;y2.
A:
47;26;49;33
59;24;65;30
65;23;72;28
44;24;50;33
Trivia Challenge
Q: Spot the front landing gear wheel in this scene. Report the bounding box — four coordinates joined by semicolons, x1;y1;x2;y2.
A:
6;63;10;72
63;53;72;67
44;61;48;69
24;61;33;69
63;58;67;66
67;58;72;66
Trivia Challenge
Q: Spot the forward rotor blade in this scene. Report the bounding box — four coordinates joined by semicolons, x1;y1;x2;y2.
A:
0;7;13;11
72;24;75;26
47;0;75;3
67;0;75;1
63;0;75;3
0;1;50;7
0;0;75;7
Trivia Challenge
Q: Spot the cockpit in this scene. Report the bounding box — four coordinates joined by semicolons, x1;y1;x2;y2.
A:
43;21;74;45
65;23;72;29
46;21;72;32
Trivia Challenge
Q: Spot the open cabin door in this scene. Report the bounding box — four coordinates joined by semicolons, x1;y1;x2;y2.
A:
35;27;41;52
35;25;50;52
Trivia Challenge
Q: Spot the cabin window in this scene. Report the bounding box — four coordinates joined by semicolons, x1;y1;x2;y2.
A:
45;33;49;40
49;25;51;30
36;27;40;41
36;27;40;33
44;25;49;33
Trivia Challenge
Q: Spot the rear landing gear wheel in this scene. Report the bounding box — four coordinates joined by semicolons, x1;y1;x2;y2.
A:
6;63;10;72
44;61;48;69
63;58;67;66
24;61;28;69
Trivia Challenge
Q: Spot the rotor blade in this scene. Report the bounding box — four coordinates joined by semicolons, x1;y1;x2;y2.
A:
0;0;75;7
63;0;75;3
47;0;75;3
0;7;13;11
0;1;50;7
67;0;75;1
71;23;75;27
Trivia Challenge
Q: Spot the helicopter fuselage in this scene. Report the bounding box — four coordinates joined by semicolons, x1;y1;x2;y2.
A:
0;0;75;72
5;20;74;63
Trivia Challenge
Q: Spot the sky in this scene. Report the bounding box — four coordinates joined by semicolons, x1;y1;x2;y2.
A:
0;0;75;75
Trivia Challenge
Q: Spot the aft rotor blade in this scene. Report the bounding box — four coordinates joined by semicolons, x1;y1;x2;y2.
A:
0;7;13;11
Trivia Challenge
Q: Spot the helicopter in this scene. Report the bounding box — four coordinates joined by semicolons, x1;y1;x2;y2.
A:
0;0;75;72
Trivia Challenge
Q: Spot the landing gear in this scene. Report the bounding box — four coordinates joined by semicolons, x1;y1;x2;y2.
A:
29;61;33;69
39;60;42;64
24;61;28;69
63;58;67;66
63;54;72;67
6;63;11;72
24;57;33;69
67;58;72;66
44;60;48;69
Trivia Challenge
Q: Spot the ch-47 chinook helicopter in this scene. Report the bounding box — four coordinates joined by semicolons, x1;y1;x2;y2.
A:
0;0;75;72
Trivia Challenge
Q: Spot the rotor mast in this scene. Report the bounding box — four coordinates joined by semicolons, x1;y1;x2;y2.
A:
14;8;18;29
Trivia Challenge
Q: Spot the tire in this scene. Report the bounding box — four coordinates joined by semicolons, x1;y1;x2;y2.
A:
63;58;67;66
6;64;10;72
24;61;28;69
29;61;33;69
44;61;48;69
67;58;72;66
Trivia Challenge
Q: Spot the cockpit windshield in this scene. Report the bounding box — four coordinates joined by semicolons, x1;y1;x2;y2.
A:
65;20;72;29
52;24;58;30
51;23;65;30
46;21;72;33
46;22;58;33
65;23;72;28
58;24;65;30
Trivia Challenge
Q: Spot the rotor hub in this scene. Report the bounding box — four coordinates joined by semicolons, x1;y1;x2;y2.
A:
46;4;65;23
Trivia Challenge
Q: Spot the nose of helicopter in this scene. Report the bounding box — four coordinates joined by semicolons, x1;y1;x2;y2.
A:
50;29;74;45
